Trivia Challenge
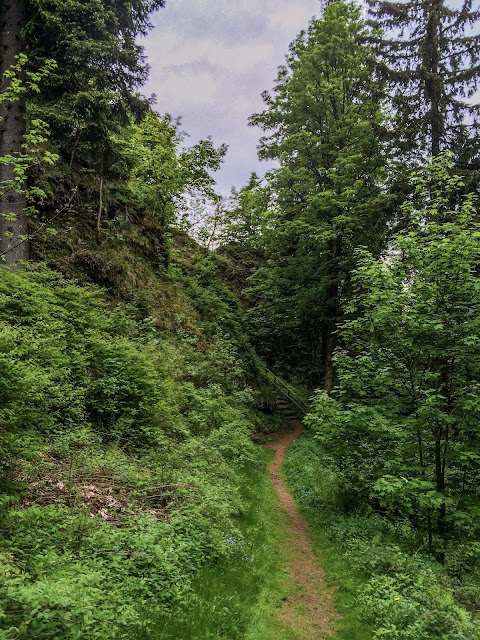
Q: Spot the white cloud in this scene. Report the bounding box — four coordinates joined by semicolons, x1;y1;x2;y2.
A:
143;0;320;193
150;67;220;107
269;5;316;32
156;32;275;75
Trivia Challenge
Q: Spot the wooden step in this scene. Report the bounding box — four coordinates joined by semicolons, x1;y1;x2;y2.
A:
277;408;298;418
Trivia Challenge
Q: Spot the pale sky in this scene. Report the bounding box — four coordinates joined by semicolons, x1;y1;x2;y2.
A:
142;0;321;195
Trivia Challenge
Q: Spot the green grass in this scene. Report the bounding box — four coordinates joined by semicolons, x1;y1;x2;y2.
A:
283;432;480;640
136;449;292;640
299;516;373;640
0;265;290;640
282;437;375;640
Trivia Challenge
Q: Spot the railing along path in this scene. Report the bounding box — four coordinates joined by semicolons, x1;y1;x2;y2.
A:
266;368;309;419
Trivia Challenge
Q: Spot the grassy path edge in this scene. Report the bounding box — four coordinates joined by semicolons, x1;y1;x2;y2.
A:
282;434;374;640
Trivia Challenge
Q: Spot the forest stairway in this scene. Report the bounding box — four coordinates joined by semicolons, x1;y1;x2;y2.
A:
266;368;309;419
276;397;298;421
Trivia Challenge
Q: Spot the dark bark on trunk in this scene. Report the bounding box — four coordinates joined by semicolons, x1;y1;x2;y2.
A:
432;355;449;562
416;428;434;551
0;0;28;265
427;515;433;553
97;176;104;240
323;321;336;394
322;237;341;394
434;426;446;562
434;427;445;518
425;0;442;156
159;200;170;269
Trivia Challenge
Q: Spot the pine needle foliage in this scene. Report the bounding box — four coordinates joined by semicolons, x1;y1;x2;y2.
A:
367;0;480;165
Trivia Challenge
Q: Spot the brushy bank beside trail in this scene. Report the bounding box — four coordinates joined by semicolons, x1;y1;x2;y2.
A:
0;263;281;640
138;448;286;640
284;433;480;640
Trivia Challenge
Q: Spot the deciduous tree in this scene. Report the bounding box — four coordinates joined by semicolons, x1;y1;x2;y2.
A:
128;112;226;267
249;0;391;388
308;156;480;553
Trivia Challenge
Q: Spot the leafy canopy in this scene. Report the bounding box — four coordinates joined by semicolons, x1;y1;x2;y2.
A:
307;155;480;549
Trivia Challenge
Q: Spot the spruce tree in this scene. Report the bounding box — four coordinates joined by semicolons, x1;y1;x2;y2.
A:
367;0;480;165
0;0;165;263
25;0;165;173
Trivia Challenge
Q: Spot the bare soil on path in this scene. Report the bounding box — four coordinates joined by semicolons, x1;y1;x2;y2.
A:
266;417;337;639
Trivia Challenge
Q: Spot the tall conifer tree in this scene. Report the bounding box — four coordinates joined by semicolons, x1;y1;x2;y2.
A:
0;0;165;264
368;0;480;165
25;0;165;174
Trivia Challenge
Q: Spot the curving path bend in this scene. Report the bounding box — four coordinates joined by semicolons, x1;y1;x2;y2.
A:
266;416;337;639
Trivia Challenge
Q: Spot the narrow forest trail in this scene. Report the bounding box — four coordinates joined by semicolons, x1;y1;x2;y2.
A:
266;413;337;639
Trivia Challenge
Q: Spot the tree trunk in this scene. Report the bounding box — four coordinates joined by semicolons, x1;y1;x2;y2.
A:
159;200;170;269
97;176;104;240
322;238;341;394
432;355;449;561
434;425;446;562
322;321;336;394
424;0;442;156
0;0;28;265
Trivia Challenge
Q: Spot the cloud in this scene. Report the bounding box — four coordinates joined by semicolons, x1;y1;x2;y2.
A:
151;66;220;108
156;32;275;75
149;0;271;44
269;5;316;32
143;0;320;194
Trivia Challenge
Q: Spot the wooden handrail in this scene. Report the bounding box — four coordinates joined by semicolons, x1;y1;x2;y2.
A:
266;368;310;418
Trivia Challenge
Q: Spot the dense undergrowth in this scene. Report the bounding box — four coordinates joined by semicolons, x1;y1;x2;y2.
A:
0;259;280;639
284;432;480;640
137;448;284;640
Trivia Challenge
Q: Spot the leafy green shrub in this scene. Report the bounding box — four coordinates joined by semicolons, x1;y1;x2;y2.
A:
305;160;480;551
357;570;479;640
0;263;268;639
284;433;480;640
136;452;283;640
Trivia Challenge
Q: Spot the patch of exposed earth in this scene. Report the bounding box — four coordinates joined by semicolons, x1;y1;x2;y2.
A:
266;417;337;639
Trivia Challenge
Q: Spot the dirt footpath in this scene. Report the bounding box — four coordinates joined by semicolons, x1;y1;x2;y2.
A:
266;418;337;639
